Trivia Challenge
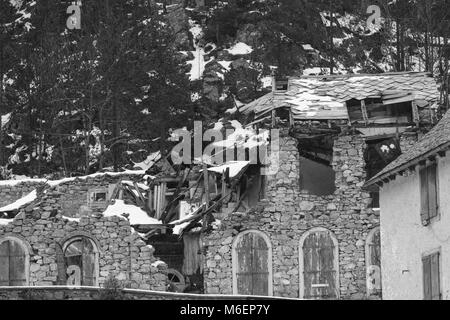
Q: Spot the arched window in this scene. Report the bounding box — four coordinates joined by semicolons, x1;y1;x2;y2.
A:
365;227;381;297
0;236;30;286
299;227;339;299
232;230;273;296
63;236;99;286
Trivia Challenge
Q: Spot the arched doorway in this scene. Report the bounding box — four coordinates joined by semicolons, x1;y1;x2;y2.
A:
0;236;30;286
232;230;272;296
63;236;99;286
299;227;339;299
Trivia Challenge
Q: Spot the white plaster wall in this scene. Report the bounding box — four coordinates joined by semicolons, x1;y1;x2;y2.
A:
380;152;450;299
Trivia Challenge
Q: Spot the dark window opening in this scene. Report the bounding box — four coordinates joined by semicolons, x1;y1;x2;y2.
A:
370;191;380;209
274;108;291;125
275;76;288;91
347;99;364;122
364;137;401;180
298;136;336;196
94;192;107;202
347;98;413;124
299;156;336;196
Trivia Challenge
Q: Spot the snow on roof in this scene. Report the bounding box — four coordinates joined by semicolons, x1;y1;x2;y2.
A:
207;161;250;178
0;190;37;212
121;180;150;191
103;200;161;225
211;120;269;150
0;170;145;187
241;72;439;120
132;151;161;171
226;42;253;55
170;212;196;235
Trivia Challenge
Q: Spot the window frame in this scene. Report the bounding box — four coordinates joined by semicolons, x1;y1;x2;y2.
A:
0;236;31;286
299;227;340;299
419;161;440;226
231;230;273;296
88;187;110;208
62;236;99;287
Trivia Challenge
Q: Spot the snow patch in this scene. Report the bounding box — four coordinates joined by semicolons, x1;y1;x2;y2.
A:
0;190;37;212
0;219;13;225
103;199;161;225
132;151;161;171
226;42;253;55
207;161;250;179
1;113;11;129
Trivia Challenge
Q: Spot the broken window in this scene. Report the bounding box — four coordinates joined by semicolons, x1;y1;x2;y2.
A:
150;178;189;220
364;137;401;180
347;98;414;124
297;135;336;196
88;187;110;208
64;237;98;286
0;238;28;286
299;156;336;196
274;76;288;91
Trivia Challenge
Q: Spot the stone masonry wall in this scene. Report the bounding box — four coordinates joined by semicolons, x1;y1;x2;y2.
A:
0;187;167;291
0;181;44;208
202;131;382;299
0;173;143;216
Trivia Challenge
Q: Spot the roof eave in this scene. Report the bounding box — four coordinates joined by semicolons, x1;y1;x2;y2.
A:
364;141;450;188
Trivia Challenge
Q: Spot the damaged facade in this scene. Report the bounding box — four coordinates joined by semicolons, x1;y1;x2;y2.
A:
0;71;441;299
0;171;168;290
200;72;439;299
365;110;450;300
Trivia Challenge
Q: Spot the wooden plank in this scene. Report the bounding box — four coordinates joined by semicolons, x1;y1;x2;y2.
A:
0;241;10;286
430;253;441;300
9;240;26;286
420;167;430;224
361;100;369;124
427;164;438;219
422;256;432;300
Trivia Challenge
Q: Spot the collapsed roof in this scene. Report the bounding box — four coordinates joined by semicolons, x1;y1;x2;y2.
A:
240;72;439;120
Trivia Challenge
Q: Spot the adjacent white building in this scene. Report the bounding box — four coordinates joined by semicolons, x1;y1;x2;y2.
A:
366;111;450;300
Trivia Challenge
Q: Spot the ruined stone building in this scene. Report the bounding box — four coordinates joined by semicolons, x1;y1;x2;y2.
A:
0;72;442;300
201;72;440;299
0;171;167;290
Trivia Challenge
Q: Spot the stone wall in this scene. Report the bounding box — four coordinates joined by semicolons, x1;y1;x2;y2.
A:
0;185;167;291
202;132;382;299
0;172;143;216
0;181;44;208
